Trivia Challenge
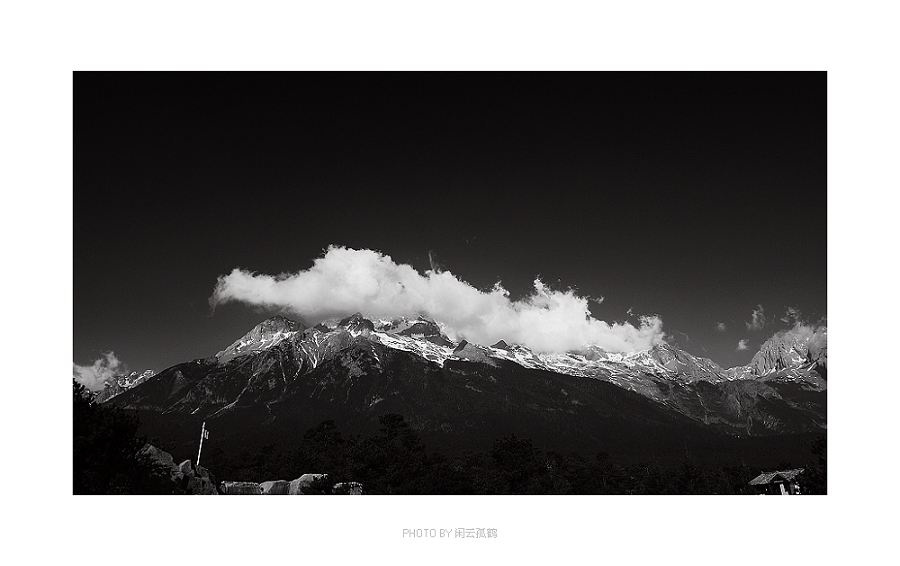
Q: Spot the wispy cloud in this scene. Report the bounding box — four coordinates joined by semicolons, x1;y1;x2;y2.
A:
716;322;726;332
427;250;443;273
73;351;126;392
781;306;802;324
746;305;766;331
736;339;749;351
210;245;667;354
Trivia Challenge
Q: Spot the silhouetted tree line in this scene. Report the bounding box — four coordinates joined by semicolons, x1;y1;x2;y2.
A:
73;390;827;495
73;381;178;494
203;414;829;495
803;436;827;494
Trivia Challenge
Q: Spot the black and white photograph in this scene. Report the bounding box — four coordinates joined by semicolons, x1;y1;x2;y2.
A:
7;2;898;563
73;71;827;496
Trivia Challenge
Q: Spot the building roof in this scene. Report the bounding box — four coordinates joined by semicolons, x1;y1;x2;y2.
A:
749;468;805;485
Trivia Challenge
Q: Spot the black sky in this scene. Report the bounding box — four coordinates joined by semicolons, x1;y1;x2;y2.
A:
74;72;826;372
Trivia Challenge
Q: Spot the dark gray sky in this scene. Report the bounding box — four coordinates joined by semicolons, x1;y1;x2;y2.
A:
74;72;826;372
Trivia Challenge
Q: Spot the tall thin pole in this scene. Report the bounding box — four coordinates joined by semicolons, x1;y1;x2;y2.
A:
196;421;208;468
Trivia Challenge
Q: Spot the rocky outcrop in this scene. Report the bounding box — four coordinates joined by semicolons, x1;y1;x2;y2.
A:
219;474;363;494
140;445;218;494
398;318;454;347
221;481;263;495
141;444;175;469
182;463;217;495
289;473;329;494
260;480;291;495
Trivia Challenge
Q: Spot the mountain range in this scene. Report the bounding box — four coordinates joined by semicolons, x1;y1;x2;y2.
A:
105;314;826;466
94;369;156;403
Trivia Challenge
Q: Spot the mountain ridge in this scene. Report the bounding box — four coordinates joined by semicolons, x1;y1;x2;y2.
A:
215;315;305;363
110;313;827;464
94;369;156;403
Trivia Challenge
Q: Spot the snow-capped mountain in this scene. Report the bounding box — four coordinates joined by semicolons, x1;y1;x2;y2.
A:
720;325;827;388
216;315;304;363
94;369;156;403
356;315;823;397
750;324;827;375
109;314;826;459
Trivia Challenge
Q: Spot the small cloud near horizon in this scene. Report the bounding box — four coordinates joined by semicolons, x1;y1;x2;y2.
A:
716;322;726;332
74;351;126;392
781;306;802;324
746;305;766;331
736;339;749;351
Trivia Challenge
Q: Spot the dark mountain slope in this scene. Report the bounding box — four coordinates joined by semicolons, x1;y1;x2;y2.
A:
109;315;826;468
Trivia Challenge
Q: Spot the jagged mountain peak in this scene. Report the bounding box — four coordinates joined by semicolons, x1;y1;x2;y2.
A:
750;324;827;376
338;312;367;324
254;315;304;335
398;317;440;334
338;312;375;333
94;369;156;403
216;316;305;363
396;317;453;347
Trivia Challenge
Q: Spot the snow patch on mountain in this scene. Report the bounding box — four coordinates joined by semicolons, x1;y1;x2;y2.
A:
94;369;157;402
206;314;827;408
371;331;455;366
216;316;305;363
750;323;827;376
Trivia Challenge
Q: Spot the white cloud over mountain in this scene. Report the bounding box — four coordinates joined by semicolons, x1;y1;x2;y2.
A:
211;246;666;354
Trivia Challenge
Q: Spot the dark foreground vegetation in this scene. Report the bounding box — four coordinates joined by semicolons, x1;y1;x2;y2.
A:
75;381;826;494
73;381;178;494
204;414;827;494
